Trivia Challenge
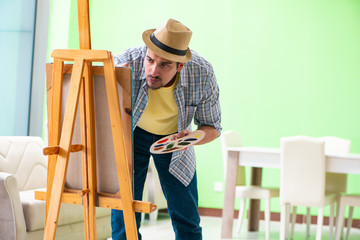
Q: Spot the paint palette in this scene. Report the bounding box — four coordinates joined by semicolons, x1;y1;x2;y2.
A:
150;130;205;154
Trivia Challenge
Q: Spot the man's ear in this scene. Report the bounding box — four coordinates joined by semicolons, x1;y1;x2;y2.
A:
177;63;185;72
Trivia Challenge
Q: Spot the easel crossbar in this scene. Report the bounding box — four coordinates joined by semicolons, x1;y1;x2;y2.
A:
35;190;157;213
43;144;83;155
51;49;110;61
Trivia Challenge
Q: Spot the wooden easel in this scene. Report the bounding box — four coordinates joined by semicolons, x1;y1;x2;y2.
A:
34;1;156;239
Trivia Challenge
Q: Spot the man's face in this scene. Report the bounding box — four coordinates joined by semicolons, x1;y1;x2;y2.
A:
144;49;184;89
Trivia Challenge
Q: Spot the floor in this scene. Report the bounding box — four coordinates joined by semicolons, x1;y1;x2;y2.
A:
132;212;360;240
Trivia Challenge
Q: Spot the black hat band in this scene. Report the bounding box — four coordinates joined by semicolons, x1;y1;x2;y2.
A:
150;33;187;56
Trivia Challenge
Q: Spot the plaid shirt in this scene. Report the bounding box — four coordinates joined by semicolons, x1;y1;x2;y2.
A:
114;45;222;186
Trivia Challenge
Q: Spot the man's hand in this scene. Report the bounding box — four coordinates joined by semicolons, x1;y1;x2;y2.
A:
171;127;218;146
116;62;129;68
170;129;190;151
170;127;218;152
171;129;190;141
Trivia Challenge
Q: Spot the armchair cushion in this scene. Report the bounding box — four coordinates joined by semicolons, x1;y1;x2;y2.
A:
20;188;111;232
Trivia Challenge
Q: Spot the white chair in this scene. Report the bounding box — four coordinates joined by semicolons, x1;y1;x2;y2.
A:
221;130;279;240
319;137;351;234
280;136;337;240
321;137;351;199
297;136;351;237
335;194;360;240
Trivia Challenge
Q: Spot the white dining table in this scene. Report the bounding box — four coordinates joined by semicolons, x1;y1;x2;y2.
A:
221;146;360;239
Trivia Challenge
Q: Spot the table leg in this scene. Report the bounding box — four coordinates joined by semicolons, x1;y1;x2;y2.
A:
221;151;239;239
248;167;262;231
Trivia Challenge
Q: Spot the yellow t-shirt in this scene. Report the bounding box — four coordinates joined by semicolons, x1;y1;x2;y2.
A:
137;74;179;135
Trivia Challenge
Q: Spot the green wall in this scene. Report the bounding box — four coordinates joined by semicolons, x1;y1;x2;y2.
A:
47;0;360;217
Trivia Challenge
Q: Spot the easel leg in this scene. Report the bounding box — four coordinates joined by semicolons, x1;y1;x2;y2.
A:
44;59;85;239
79;72;91;239
82;62;98;239
45;59;64;223
103;58;138;240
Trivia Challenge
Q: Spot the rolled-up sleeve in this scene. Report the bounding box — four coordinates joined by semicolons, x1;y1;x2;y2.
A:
194;71;222;135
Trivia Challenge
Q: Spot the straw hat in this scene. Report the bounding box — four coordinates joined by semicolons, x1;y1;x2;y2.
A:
142;19;192;62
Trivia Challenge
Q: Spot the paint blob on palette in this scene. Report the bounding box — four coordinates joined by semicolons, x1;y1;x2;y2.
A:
150;130;205;154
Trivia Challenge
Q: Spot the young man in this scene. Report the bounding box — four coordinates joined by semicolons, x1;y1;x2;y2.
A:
111;18;221;240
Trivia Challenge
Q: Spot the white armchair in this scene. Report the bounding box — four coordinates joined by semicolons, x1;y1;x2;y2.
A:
0;136;111;240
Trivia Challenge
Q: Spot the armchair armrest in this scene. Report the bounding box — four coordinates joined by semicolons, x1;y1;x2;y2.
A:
0;172;26;240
